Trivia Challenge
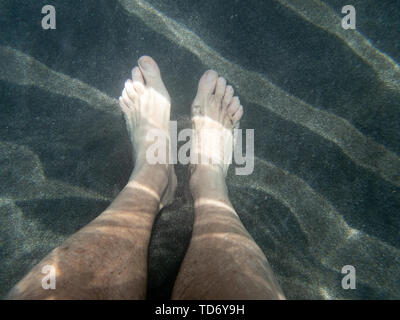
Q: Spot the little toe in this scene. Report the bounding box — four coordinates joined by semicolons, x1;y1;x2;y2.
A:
122;88;135;108
232;105;244;124
119;96;129;112
227;97;241;117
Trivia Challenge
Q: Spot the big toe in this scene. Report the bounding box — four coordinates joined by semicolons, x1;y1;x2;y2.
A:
192;70;218;116
138;56;170;100
196;70;218;99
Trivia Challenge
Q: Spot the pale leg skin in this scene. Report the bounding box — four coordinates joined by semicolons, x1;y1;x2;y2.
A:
172;71;285;300
6;56;177;300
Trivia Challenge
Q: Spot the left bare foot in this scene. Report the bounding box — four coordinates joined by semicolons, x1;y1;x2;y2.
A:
119;56;177;208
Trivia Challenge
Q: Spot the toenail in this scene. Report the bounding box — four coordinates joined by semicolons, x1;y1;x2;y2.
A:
139;58;151;70
206;70;217;80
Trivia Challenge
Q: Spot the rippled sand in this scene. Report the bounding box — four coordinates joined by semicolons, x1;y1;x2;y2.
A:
0;0;399;299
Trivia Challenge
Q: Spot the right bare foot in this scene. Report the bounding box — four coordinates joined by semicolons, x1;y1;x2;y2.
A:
191;70;243;175
119;56;177;208
190;70;243;199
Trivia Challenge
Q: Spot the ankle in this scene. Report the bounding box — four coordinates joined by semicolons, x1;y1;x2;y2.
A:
190;165;228;200
129;154;171;197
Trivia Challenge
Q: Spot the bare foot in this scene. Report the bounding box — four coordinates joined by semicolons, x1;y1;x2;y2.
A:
119;56;177;208
190;70;243;176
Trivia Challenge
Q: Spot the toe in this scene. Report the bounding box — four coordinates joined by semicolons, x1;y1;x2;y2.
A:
138;55;170;100
192;70;218;113
222;85;234;109
131;80;146;95
125;80;139;100
122;88;134;108
119;96;129;111
132;66;144;84
223;97;239;128
119;97;137;131
215;77;227;102
138;56;160;82
198;70;218;96
232;105;243;123
227;97;240;117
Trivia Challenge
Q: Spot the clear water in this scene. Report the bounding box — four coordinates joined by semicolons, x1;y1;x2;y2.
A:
0;0;399;299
